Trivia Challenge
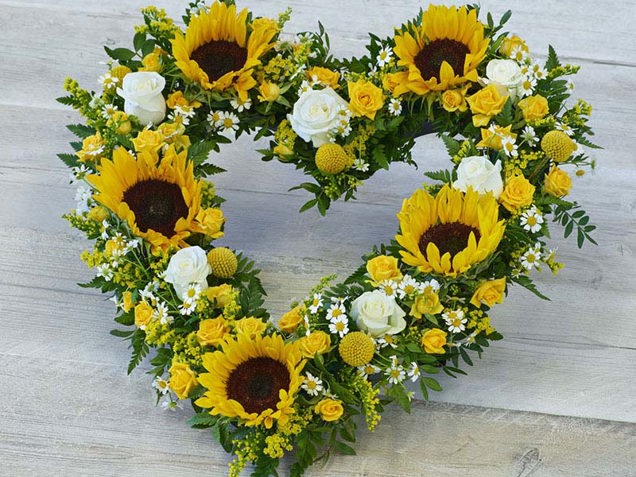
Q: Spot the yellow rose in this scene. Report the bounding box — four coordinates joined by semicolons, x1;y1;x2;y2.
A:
206;284;234;308
273;144;293;159
88;206;109;223
476;124;517;151
109;111;132;135
544;166;572;197
192;207;225;238
197;316;229;347
233;317;266;338
251;17;279;35
109;65;131;84
257;81;281;102
410;291;443;319
132;129;164;153
499;175;535;212
168;362;198;400
420;328;447;354
300;331;331;358
139;51;162;72
305;66;340;89
366;255;402;283
157;120;185;141
347;79;384;120
517;95;549;122
441;87;468;112
499;35;529;58
470;278;507;308
278;305;304;333
134;301;153;329
76;134;105;162
314;398;344;422
467;84;508;127
122;291;134;313
166;91;201;111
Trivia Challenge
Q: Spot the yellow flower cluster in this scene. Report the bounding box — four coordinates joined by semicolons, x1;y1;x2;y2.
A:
350;373;381;431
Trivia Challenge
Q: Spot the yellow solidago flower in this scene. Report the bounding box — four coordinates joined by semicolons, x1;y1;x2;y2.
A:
396;185;505;277
196;333;304;429
171;1;277;101
393;5;489;96
88;145;203;251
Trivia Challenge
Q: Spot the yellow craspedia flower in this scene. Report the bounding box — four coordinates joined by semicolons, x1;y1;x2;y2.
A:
544;166;572;197
207;247;238;278
541;130;577;163
393;5;489;95
338;331;375;367
470;277;506;307
499;175;535;212
109;65;131;83
314;398;344;422
467;84;508;127
278;305;304;333
168;362;198;400
366;255;402;283
421;328;447;354
395;185;506;277
517;95;549;122
315;143;351;174
347;79;384;120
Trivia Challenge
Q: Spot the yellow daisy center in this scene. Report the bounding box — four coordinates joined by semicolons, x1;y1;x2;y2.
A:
191;40;248;82
122;179;188;236
527;216;537;226
226;357;290;414
418;222;480;258
338;331;375;367
414;39;469;81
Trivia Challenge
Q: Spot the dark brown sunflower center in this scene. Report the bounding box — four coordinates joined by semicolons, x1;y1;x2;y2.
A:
226;357;291;415
414;39;470;81
122;179;188;236
419;222;480;257
191;40;248;82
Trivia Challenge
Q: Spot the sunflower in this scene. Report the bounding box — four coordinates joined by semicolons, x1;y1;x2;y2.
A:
393;5;489;96
171;1;277;101
395;185;505;277
196;333;305;429
88;145;202;251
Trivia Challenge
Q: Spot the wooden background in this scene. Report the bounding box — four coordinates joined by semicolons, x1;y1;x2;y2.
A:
1;0;634;475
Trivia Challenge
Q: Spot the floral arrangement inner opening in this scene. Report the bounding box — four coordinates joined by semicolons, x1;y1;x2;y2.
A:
59;1;600;476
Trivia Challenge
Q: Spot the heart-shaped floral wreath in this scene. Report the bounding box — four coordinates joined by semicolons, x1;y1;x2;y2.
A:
60;1;599;475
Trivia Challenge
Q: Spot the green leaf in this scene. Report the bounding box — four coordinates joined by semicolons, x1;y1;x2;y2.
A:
66;123;95;139
422;377;443;392
546;45;560;70
187;412;218;429
334;440;357;456
110;329;134;338
104;46;136;62
440;134;461;157
57;152;79;168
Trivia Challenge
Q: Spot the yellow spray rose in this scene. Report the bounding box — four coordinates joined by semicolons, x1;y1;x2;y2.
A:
421;328;447;354
499;35;529;57
168;362;198;400
196;316;229;347
467;84;508;127
315;398;344;422
410;291;444;319
206;284;234;308
499;175;535;212
139;51;162;72
300;331;331;358
476;125;516;151
347;79;384;119
192;207;225;238
441;87;468;112
88;206;109;223
278;305;304;333
132;129;164;153
233;317;266;338
305;66;340;89
517;95;549;121
366;255;402;283
166;91;201;111
134;301;154;329
544;166;572;197
470;278;507;307
257;81;281;102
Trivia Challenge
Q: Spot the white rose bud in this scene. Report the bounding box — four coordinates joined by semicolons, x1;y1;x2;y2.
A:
485;59;523;100
350;290;406;338
454;155;504;198
117;71;166;126
164;246;211;299
288;87;348;147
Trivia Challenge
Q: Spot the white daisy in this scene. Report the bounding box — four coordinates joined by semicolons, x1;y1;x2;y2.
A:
160;397;183;411
298;80;312;96
376;46;393;67
520;247;542;271
518;75;537;97
74;185;93;214
179;300;196;316
397;274;419;299
155;302;172;324
378;280;398;297
407;362;421;382
353;157;369;172
377;334;398;349
308;293;323;314
102;103;118;119
98;72;118;89
207;110;223;128
328;315;349;337
385;362;405;385
182;283;202;304
96;264;113;282
530;62;547;80
230;97;252;112
358;363;381;377
520;207;544;233
152;377;170;395
520;125;538;146
388;98;402;116
501;136;519;157
443;309;466;334
510;45;529;63
419;279;440;294
556;122;574;137
566;80;575;92
326;302;347;322
301;373;324;396
217;111;239;132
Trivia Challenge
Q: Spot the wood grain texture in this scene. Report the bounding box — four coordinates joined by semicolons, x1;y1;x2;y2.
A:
1;0;635;475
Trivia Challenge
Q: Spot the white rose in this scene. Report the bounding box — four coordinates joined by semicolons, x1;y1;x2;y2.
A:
485;59;523;99
117;71;166;125
287;87;348;147
454;155;503;198
164;246;211;299
350;290;406;337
